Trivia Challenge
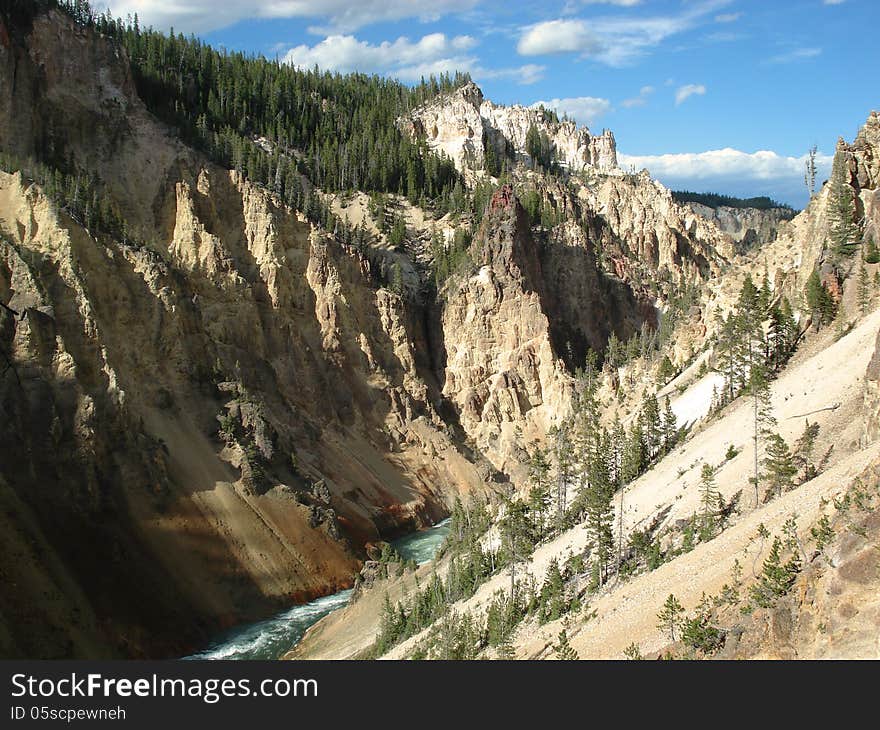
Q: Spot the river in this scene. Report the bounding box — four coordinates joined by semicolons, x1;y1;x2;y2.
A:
185;517;451;660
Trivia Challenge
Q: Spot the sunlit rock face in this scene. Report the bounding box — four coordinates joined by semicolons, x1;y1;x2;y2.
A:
402;81;617;175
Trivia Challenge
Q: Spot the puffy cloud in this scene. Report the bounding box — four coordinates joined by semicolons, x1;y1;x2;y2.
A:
617;147;834;206
93;0;478;35
517;19;600;56
283;33;543;85
674;84;706;105
530;96;612;127
517;0;734;66
284;33;474;72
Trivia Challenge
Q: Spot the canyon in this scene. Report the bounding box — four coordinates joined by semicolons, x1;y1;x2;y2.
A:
1;5;877;661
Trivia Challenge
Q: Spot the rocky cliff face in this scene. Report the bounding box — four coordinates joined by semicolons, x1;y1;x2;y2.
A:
766;111;880;294
0;10;492;658
435;187;645;480
583;172;730;282
403;82;617;174
684;202;795;250
719;459;880;660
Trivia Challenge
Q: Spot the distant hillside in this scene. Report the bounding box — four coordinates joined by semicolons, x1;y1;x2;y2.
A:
672;190;794;211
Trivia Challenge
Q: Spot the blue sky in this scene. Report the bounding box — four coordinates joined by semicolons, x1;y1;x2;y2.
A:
98;0;877;207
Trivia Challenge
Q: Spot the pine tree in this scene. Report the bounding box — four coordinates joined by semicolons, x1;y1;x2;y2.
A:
610;416;627;574
483;133;501;177
500;497;533;600
539;558;565;623
749;537;801;607
767;297;797;371
864;236;880;264
805;269;837;326
657;593;685;642
827;147;860;258
552;421;575;529
762;433;797;501
735;275;766;395
622;420;646;483
377;592;402;652
680;598;723;655
804;144;817;200
792;419;820;483
527;446;553;540
810;515;835;558
552;629;579;660
698;464;720;540
661;396;677;454
606;331;624;369
716;312;741;403
640;391;662;460
390;261;404;295
584;441;615;586
748;364;775;507
858;258;871;316
657;355;675;384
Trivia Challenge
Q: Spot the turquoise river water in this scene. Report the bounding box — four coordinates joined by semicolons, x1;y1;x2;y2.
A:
185;517;451;660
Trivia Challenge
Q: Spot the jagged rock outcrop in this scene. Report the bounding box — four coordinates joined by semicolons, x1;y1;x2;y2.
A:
435;186;646;479
765;111;880;294
684;202;796;250
402;82;617;175
436;187;573;479
582;172;730;282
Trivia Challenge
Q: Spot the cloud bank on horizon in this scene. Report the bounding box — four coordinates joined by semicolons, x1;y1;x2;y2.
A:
94;0;870;207
618;148;834;207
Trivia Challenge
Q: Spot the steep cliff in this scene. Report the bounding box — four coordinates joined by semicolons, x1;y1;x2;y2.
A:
683;202;796;250
0;9;492;658
770;111;879;294
402;82;617;175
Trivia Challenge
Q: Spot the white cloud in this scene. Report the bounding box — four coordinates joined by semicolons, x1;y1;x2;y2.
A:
674;84;706;105
517;19;601;56
477;64;546;85
617;147;834;206
284;33;472;72
766;47;822;64
517;0;734;66
93;0;478;35
714;12;741;23
823;0;846;5
530;96;612;127
621;85;654;108
283;33;543;85
581;0;643;5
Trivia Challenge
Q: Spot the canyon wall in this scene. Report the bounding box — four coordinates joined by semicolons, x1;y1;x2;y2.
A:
0;9;744;658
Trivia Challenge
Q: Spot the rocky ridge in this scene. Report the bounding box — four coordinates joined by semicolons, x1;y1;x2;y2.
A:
683;202;796;250
402;82;617;175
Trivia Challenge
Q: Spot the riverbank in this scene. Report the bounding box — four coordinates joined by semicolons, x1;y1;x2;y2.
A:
186;519;451;660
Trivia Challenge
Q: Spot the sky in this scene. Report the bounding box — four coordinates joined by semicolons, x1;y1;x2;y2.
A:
95;0;878;207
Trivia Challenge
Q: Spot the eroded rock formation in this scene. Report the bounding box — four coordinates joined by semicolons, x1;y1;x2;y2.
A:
402;81;617;174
